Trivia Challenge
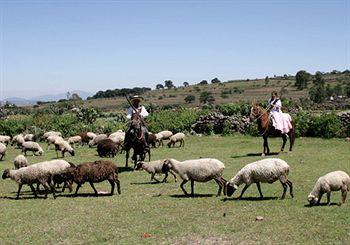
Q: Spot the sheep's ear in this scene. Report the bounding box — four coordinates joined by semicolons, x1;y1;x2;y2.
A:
233;184;238;190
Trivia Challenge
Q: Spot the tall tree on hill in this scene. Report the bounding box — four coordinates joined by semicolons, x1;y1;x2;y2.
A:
199;91;215;104
309;71;326;103
183;82;189;87
199;80;208;85
164;80;174;89
211;77;221;84
295;70;310;90
265;76;269;86
156;84;164;89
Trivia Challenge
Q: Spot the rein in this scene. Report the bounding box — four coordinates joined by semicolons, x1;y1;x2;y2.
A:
251;106;271;136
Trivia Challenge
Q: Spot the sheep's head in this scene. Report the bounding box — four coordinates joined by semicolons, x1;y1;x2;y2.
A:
225;182;238;197
70;149;75;156
2;169;10;179
167;141;172;148
307;194;318;205
38;148;44;156
161;159;172;173
135;161;144;170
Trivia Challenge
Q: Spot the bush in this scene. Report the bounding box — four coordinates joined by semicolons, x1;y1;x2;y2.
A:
294;111;309;137
216;103;250;116
307;113;341;138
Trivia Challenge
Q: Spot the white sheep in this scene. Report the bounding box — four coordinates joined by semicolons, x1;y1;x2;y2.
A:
158;130;173;140
109;132;125;144
67;136;82;146
136;159;177;183
2;159;71;199
0;135;11;145
88;134;107;147
0;142;6;161
21;142;44;156
46;135;64;150
162;158;226;196
155;133;164;147
167;132;185;148
24;134;35;142
12;134;25;148
87;132;97;139
307;171;350;206
43;131;62;139
14;154;28;169
55;140;75;157
226;158;293;199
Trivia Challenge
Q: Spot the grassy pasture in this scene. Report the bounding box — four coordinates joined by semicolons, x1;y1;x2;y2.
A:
0;136;349;244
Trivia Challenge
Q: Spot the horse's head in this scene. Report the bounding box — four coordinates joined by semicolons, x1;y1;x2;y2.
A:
250;102;262;122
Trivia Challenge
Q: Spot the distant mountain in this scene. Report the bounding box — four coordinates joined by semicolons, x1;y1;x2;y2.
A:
2;90;93;106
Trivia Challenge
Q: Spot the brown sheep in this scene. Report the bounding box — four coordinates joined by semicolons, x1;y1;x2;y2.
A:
59;160;121;196
147;133;157;148
97;139;119;157
79;132;90;145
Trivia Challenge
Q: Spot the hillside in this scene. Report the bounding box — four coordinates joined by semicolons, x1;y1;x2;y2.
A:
26;73;349;112
82;73;349;111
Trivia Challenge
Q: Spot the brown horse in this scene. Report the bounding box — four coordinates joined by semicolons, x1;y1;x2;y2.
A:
123;112;150;168
250;104;295;156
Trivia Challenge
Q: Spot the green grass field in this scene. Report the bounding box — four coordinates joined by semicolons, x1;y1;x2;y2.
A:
1;136;349;244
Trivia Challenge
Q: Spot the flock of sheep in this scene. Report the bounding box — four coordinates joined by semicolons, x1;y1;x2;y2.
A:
0;131;349;206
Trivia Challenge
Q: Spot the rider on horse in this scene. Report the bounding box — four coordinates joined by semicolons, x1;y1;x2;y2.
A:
267;91;292;134
125;95;149;145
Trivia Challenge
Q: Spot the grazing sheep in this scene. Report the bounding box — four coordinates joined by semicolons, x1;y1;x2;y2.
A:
79;132;94;145
2;159;71;199
167;133;185;148
158;130;173;140
226;158;293;199
145;133;157;148
58;160;121;196
97;139;119;157
109;132;125;144
0;142;6;161
0;135;11;146
47;135;64;150
307;171;350;206
68;136;82;146
155;133;164;147
24;134;36;142
136;159;177;183
161;158;226;196
54;140;75;157
14;154;28;169
12;134;25;148
21;142;44;156
43;131;61;139
88;134;107;147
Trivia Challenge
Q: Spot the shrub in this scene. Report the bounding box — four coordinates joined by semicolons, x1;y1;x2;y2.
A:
294;111;309;137
307;113;341;138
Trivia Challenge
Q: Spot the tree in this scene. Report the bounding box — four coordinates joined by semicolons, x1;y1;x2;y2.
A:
314;71;325;86
184;95;195;103
199;91;215;104
199;80;208;85
156;84;164;89
164;80;174;89
211;77;221;84
295;70;310;90
70;93;82;100
309;84;326;103
265;76;269;86
183;82;189;87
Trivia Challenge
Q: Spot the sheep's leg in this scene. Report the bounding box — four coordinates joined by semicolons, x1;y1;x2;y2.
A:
74;184;82;196
281;182;288;199
29;184;37;198
49;183;56;199
89;182;98;196
151;173;160;183
108;179;115;195
214;178;223;197
162;172;168;183
36;183;40;192
41;183;50;199
180;180;189;196
16;184;23;199
115;179;121;194
326;191;331;205
190;179;195;197
239;184;250;199
341;189;347;205
170;170;177;182
256;182;264;199
317;192;323;205
286;179;294;198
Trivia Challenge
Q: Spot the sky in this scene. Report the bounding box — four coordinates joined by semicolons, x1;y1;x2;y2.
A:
0;0;349;99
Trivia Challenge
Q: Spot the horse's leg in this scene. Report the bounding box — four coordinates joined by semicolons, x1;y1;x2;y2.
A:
280;134;287;153
265;136;270;155
289;128;295;151
262;136;268;156
125;147;129;168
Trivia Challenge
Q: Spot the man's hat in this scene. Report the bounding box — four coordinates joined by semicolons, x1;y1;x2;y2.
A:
130;95;144;102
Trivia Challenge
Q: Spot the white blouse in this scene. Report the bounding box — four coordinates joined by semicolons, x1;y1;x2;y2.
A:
126;106;149;119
